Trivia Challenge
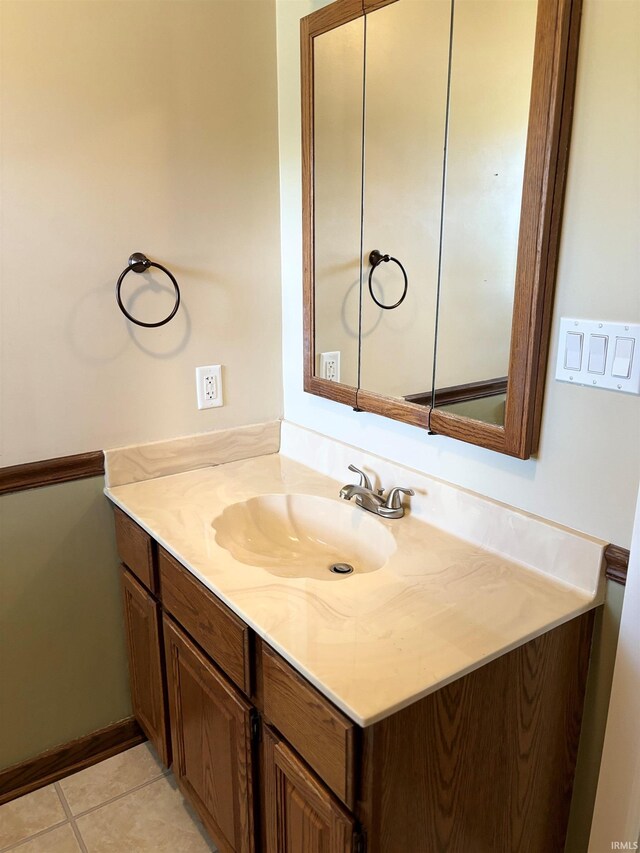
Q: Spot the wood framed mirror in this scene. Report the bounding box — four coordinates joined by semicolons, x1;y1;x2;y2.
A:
301;0;582;459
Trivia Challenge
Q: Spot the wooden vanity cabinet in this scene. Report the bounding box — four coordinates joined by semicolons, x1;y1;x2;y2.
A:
115;511;362;852
114;508;594;853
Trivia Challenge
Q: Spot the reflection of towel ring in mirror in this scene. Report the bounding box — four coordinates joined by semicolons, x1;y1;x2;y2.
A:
116;253;181;327
368;249;408;310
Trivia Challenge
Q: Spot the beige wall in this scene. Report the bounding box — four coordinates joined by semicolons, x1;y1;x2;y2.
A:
0;0;282;770
0;0;282;467
278;0;639;844
0;478;131;769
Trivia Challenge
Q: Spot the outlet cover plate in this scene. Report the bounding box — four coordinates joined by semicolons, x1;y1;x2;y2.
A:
196;364;223;409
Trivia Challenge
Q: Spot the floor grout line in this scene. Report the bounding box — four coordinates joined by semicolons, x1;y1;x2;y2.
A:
53;782;73;820
55;784;88;853
70;820;89;853
0;820;70;853
70;772;169;821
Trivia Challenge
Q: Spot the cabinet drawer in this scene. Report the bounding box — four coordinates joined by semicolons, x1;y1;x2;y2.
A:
114;507;156;593
159;548;251;695
262;645;356;809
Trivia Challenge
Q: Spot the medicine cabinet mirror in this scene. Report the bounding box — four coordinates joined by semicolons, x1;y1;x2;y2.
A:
302;0;582;458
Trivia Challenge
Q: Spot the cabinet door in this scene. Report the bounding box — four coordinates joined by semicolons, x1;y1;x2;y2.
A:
121;568;170;765
163;616;255;853
263;726;356;853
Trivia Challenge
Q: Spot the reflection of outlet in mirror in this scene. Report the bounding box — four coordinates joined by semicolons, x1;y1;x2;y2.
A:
319;351;340;382
196;364;223;409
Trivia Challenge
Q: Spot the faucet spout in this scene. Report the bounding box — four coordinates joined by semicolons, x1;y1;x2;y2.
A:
340;484;383;504
340;484;386;516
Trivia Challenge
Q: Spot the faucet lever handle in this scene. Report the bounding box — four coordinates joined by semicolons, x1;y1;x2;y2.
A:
348;464;373;492
384;487;415;510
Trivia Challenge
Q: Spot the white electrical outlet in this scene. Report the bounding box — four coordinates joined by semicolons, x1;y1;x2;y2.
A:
319;351;340;382
196;365;223;409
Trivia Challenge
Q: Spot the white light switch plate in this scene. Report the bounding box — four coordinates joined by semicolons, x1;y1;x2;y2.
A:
196;364;223;409
555;319;640;394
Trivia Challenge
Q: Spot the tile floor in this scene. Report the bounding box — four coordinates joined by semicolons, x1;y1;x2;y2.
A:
0;744;217;852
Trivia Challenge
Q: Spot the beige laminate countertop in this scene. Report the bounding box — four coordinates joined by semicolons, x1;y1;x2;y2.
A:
105;453;602;727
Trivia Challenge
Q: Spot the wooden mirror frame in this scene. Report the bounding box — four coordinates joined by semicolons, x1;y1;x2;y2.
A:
302;0;582;459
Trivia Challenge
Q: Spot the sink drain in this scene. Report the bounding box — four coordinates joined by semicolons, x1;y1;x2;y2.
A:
329;562;354;575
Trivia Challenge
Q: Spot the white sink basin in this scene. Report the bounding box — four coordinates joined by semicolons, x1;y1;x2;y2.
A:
212;493;396;580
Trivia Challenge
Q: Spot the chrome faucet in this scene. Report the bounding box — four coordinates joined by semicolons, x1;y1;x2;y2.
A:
339;465;414;519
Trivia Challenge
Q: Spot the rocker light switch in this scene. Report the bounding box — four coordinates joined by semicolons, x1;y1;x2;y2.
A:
587;335;607;374
564;332;583;370
612;337;634;378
